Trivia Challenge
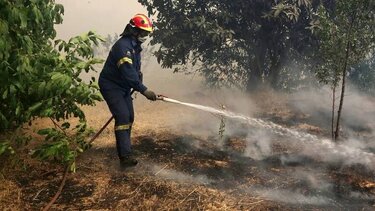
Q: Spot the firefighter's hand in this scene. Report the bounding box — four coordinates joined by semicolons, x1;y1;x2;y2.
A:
142;89;157;101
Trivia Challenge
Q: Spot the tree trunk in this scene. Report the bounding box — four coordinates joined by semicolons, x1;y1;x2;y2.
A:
334;11;356;141
246;44;265;92
331;86;336;141
246;66;262;91
269;52;283;89
334;71;346;141
334;42;350;141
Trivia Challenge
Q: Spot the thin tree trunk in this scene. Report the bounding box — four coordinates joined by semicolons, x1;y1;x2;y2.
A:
269;54;281;89
246;49;264;92
334;42;350;141
331;86;336;140
334;11;356;141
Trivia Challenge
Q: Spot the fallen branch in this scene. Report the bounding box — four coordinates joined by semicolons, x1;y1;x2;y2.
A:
42;165;69;211
178;188;198;206
155;164;168;176
32;188;45;201
246;200;264;205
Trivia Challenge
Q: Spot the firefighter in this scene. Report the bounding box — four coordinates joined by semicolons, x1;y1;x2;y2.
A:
98;14;157;168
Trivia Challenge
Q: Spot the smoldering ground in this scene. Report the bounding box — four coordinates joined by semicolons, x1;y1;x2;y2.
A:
129;55;375;208
130;128;374;208
76;49;375;208
72;24;375;207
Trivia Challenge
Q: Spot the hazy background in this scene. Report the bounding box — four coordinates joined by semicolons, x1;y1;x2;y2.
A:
55;0;147;40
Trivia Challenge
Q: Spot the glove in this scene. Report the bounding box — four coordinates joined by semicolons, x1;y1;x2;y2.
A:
142;89;157;101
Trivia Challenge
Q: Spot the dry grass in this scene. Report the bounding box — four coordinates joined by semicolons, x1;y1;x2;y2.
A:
0;92;374;210
0;179;22;210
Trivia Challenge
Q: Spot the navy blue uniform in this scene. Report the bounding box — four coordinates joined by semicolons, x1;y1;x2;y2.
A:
99;36;147;158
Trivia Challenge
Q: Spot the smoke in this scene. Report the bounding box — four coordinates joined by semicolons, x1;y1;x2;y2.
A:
288;85;375;133
149;163;213;185
292;169;333;192
135;53;260;140
281;85;375;170
243;168;374;207
146;78;375;171
243;129;273;160
249;188;331;205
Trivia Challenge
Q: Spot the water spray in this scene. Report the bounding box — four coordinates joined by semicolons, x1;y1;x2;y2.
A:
157;96;375;169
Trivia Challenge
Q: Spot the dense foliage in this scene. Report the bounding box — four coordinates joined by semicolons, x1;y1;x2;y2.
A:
138;0;327;90
0;0;103;168
139;0;374;93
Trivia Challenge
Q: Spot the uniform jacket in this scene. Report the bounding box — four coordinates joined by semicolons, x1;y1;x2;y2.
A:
99;36;147;94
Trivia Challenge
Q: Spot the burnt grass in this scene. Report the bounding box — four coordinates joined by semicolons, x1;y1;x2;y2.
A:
2;131;374;210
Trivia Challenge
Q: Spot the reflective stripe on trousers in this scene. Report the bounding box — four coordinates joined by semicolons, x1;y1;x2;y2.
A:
100;88;134;158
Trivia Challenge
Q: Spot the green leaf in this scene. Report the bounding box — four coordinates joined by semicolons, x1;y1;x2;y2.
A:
70;161;76;173
38;82;46;97
0;20;9;35
2;90;8;99
15;105;21;116
37;128;50;135
32;6;43;24
90;93;103;101
9;85;16;95
29;102;43;113
62;122;70;129
19;12;27;29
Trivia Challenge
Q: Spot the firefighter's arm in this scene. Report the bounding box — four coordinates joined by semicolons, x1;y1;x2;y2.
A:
116;49;147;93
118;61;156;100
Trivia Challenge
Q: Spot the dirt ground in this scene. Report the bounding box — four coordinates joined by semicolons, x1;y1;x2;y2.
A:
1;71;375;210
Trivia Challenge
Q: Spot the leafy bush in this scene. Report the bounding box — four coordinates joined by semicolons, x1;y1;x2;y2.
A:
0;0;103;167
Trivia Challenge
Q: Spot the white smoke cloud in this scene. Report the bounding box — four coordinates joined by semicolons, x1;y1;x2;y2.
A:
149;163;213;185
243;129;273;160
289;85;375;133
247;187;331;205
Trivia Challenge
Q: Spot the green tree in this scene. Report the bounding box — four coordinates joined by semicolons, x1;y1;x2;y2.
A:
0;0;103;168
311;0;375;140
138;0;322;90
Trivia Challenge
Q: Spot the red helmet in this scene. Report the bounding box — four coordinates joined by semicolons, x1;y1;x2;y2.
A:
130;14;153;32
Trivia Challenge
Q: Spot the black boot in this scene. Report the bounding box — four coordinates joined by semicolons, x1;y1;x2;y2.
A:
119;155;138;168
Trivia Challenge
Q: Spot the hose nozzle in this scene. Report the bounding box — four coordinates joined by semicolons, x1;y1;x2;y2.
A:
157;94;168;100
